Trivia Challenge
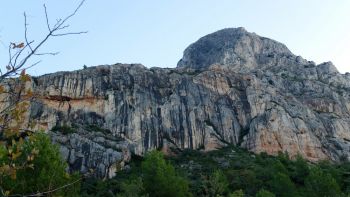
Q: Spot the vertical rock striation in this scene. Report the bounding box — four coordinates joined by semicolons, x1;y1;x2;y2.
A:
20;27;350;177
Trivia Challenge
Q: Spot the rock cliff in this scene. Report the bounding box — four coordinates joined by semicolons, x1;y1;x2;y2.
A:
23;27;350;177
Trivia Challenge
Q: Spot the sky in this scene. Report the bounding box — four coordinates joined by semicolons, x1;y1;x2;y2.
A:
0;0;349;76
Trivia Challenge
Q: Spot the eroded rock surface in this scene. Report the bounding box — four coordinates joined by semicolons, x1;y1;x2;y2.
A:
23;27;350;177
49;129;130;178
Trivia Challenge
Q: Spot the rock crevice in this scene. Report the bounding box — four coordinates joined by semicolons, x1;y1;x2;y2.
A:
16;28;350;177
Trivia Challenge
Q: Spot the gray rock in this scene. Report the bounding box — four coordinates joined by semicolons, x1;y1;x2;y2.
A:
177;27;293;72
8;27;349;177
49;130;130;178
317;62;339;75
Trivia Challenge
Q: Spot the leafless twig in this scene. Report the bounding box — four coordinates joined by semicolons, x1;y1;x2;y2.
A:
0;2;87;194
0;0;87;81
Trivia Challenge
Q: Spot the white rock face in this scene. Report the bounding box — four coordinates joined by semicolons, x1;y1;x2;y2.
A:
15;28;350;177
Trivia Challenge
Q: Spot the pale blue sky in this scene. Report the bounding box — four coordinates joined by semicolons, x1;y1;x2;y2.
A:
1;0;349;76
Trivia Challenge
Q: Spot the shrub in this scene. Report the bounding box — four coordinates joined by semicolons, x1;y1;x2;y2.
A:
117;177;148;197
205;170;229;196
0;132;80;196
142;150;191;197
256;189;275;197
229;189;244;197
305;166;342;197
267;172;296;197
51;124;76;134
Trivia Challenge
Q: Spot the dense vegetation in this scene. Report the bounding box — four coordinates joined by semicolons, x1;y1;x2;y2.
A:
0;132;80;196
81;147;350;197
2;135;350;196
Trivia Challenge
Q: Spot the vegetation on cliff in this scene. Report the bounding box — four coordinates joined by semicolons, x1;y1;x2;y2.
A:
0;132;81;196
81;147;350;197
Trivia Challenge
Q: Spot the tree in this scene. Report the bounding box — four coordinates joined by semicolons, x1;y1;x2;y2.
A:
290;155;309;185
229;189;244;197
227;168;262;195
205;170;229;196
305;166;342;197
256;189;275;197
0;132;81;196
267;172;296;197
0;1;86;196
141;150;191;197
117;177;148;197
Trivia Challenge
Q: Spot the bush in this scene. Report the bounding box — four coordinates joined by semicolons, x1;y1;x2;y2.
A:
267;172;296;197
256;189;275;197
228;169;262;195
205;170;229;196
0;132;80;196
117;177;148;197
51;124;76;134
78;147;350;196
85;124;111;134
229;189;244;197
142;150;191;197
290;155;309;185
305;166;342;197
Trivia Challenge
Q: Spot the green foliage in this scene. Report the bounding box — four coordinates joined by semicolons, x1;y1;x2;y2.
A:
205;170;229;196
227;168;262;195
80;147;350;197
256;189;275;197
267;172;296;197
1;132;80;196
117;177;148;197
51;124;76;134
339;162;350;194
142;150;191;197
80;177;115;197
290;155;310;185
229;189;244;197
85;124;111;134
81;151;191;197
305;166;342;197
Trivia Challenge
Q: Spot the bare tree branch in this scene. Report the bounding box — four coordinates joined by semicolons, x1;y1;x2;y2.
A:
34;52;59;56
24;60;42;70
52;31;88;37
0;0;87;81
43;4;51;32
56;24;70;30
24;12;34;53
1;2;87;194
8;43;12;67
54;0;86;29
13;40;34;67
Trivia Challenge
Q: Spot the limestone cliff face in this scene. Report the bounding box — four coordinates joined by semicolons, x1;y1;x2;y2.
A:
177;27;293;72
25;27;350;177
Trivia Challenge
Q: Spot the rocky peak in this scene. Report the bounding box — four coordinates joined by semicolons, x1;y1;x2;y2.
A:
317;61;339;75
177;27;293;71
6;28;350;178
